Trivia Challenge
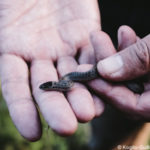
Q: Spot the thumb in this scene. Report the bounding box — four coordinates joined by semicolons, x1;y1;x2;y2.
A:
97;34;150;81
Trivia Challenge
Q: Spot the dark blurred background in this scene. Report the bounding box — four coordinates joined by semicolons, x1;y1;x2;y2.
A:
99;0;150;45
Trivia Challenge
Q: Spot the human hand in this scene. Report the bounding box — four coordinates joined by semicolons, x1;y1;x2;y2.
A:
0;0;102;141
89;25;150;120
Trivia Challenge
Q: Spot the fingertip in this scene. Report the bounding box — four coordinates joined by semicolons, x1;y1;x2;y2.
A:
118;25;136;34
53;117;78;136
68;87;95;122
93;95;105;117
9;100;42;142
23;130;42;142
118;25;137;50
46;101;78;136
97;54;124;81
35;91;78;137
90;31;116;61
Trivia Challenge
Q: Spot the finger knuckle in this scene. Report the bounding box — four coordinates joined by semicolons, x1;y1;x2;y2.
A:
133;38;150;71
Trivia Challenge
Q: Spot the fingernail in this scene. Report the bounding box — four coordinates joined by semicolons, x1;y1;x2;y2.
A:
97;55;124;77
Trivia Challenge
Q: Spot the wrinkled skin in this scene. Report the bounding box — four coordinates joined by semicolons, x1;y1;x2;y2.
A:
0;0;101;141
89;26;150;121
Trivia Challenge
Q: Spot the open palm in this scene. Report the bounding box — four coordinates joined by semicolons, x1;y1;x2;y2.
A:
0;0;101;141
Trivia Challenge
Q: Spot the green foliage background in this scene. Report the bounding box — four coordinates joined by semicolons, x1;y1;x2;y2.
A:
0;89;91;150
